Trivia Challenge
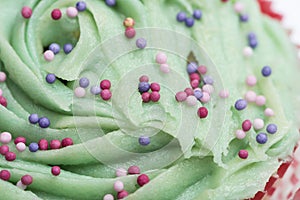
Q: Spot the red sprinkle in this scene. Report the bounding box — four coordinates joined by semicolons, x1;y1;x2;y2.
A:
125;27;136;39
117;190;129;199
139;75;149;82
0;96;7;107
150;91;160;102
190;79;199;89
189;73;200;81
50;140;61;149
51;166;61;176
51;9;62;20
0;170;11;181
184;88;194;96
21;6;32;19
100;79;111;90
150;83;160;92
21;174;33;185
38;139;49;150
5;152;16;161
141;92;151;103
242;120;252;132
100;89;112;101
197;107;208;118
14;136;26;145
137;174;150;186
238;149;248;159
128;165;140;174
61;138;73;147
0;145;9;155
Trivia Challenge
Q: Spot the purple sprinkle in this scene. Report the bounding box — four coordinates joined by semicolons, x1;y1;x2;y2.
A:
136;38;147;49
28;114;39;124
187;62;198;74
235;99;247;111
256;133;268;144
79;77;90;88
90;85;101;95
46;73;56;84
176;11;187;22
203;75;214;85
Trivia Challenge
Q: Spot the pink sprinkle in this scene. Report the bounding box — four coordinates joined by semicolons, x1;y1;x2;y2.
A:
0;132;12;144
21;174;33;185
100;79;111;90
0;145;9;155
50;140;61;149
242;119;252;132
61;138;73;147
189;73;200;81
16;142;26;152
202;84;214;94
0;170;11;181
186;95;197;106
175;91;187;102
38;139;48;150
238;149;248;159
0;96;7;107
14;136;26;145
139;75;149;82
234;2;244;13
184;88;194;96
74;87;86;98
66;7;78;18
155;52;167;64
253;118;264;130
101;89;112;101
125;27;136;39
150;83;160;92
137;174;150;186
117;190;128;199
16;180;27;190
21;6;32;19
200;91;210;103
0;72;7;82
190;79;199;89
150;91;160;102
0;88;2;96
44;50;55;62
255;95;266;106
128;165;140;174
244;90;257;102
5;152;16;161
160;64;170;73
116;168;127;177
246;75;257;86
235;130;246;139
219;89;229;98
51;9;62;20
243;46;253;57
114;180;124;192
103;194;114;200
197;65;207;75
264;108;274;117
51;166;61;176
141;92;151;103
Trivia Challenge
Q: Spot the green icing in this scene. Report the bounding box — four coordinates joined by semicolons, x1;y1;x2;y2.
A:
0;0;299;199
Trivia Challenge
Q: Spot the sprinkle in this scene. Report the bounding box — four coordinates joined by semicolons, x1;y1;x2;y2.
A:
46;73;56;84
5;152;16;161
253;118;264;130
219;89;229;98
50;140;61;149
200;91;210;103
66;7;78;18
114;180;124;192
197;107;208;118
128;165;140;174
236;130;246;139
193;9;202;20
189;73;200;81
190;79;199;89
256;133;268;144
14;137;26;145
238;150;248;159
185;17;194;27
21;6;32;19
16;142;26;152
76;1;87;11
242;120;252;132
197;65;207;75
63;43;73;54
246;75;257;86
79;77;90;88
105;0;116;7
138;82;150;93
243;46;253;57
150;83;160;92
264;108;274;117
175;91;187;102
249;38;258;49
61;138;73;147
29;143;39;152
141;92;151;103
176;11;187;22
194;90;203;100
186;95;197;106
16;180;27;190
103;194;114;200
156;52;167;64
184;88;194;96
21;175;33;185
202;84;214;94
262;66;272;77
0;72;6;82
28;114;39;124
266;124;277;134
117;190;128;199
248;32;257;40
125;27;136;39
38;117;50;128
116;168;127;177
137;174;150;186
239;14;249;22
44;50;55;62
234;99;247;110
123;17;135;27
139;136;150;146
90;85;101;95
0;89;2;96
100;79;111;90
0;145;9;155
0;132;12;144
38;139;48;150
0;170;11;181
51;166;61;176
244;90;257;102
187;62;198;74
160;64;170;73
48;43;60;54
0;96;7;107
51;9;62;20
255;95;266;106
234;2;244;13
203;75;214;85
136;38;147;49
100;89;112;101
150;91;160;102
74;87;86;98
139;75;149;82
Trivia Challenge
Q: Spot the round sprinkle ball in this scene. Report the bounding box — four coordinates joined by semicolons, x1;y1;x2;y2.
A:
100;79;111;90
46;73;56;84
16;142;26;152
128;165;140;174
235;130;246;139
48;43;60;54
16;180;27;190
50;140;61;149
38;139;49;150
197;65;207;75
255;95;266;106
116;168;127;177
125;27;136;39
150;83;160;92
63;43;73;54
76;1;87;11
264;108;274;117
141;92;151;103
176;11;186;22
156;52;167;64
103;194;114;200
150;91;160;102
100;89;112;101
14;136;26;145
160;64;170;73
123;17;135;27
203;75;214;85
136;38;147;49
200;92;210;103
194;90;203;100
138;82;150;93
187;62;198;74
74;87;86;98
246;75;257;86
238;150;248;159
243;46;253;57
79;77;90;88
262;66;272;77
244;90;257;102
239;13;249;22
5;152;16;161
105;0;116;7
197;107;208;118
185;17;194;27
0;170;11;181
0;96;7;107
193;9;202;20
186;95;197;106
51;9;62;20
266;124;277;134
51;166;61;176
0;145;9;155
90;85;101;95
242;120;252;132
234;99;247;111
0;72;6;82
114;180;124;192
66;7;78;18
29;142;39;152
139;75;149;83
21;174;33;185
38;117;50;128
61;138;73;147
0;132;12;144
117;191;128;199
28;113;39;124
139;136;150;146
175;91;187;102
44;50;55;62
234;2;244;13
219;89;229;99
253;118;264;130
21;6;32;19
256;133;268;144
137;174;150;186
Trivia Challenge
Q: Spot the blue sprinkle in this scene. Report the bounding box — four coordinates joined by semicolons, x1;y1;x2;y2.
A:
138;82;150;93
39;117;50;128
185;17;194;27
46;73;56;84
266;124;277;134
48;43;60;54
247;32;257;40
239;14;249;22
63;43;73;54
256;133;268;144
203;75;214;85
76;1;87;11
261;66;272;77
187;62;198;74
136;38;147;49
28;114;39;124
79;77;90;88
90;85;101;95
234;99;247;111
105;0;116;7
249;38;258;49
29;142;39;152
176;11;187;22
139;136;150;146
193;9;202;20
194;90;203;100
